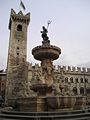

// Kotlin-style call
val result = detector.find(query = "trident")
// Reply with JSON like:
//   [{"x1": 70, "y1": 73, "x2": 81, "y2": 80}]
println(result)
[{"x1": 47, "y1": 20, "x2": 52, "y2": 30}]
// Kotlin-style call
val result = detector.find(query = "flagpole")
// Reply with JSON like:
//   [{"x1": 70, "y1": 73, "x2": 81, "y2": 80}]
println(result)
[
  {"x1": 19, "y1": 0, "x2": 21, "y2": 11},
  {"x1": 20, "y1": 0, "x2": 26, "y2": 11}
]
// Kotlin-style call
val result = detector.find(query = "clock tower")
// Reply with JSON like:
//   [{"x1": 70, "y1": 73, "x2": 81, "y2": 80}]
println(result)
[
  {"x1": 5, "y1": 9, "x2": 30, "y2": 104},
  {"x1": 8, "y1": 9, "x2": 30, "y2": 66}
]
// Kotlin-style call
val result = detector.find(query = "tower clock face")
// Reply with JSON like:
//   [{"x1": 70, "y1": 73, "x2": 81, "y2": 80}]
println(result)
[
  {"x1": 15, "y1": 31, "x2": 24, "y2": 40},
  {"x1": 16, "y1": 33, "x2": 22, "y2": 39}
]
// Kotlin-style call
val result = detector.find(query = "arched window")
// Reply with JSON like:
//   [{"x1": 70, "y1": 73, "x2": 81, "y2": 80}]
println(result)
[
  {"x1": 75, "y1": 78, "x2": 79, "y2": 83},
  {"x1": 17, "y1": 53, "x2": 19, "y2": 55},
  {"x1": 17, "y1": 46, "x2": 19, "y2": 50},
  {"x1": 1, "y1": 83, "x2": 4, "y2": 86},
  {"x1": 73, "y1": 87, "x2": 77, "y2": 95},
  {"x1": 65, "y1": 77, "x2": 68, "y2": 83},
  {"x1": 80, "y1": 87, "x2": 84, "y2": 95},
  {"x1": 85, "y1": 78, "x2": 88, "y2": 83},
  {"x1": 86, "y1": 88, "x2": 90, "y2": 94},
  {"x1": 80, "y1": 78, "x2": 83, "y2": 83},
  {"x1": 17, "y1": 24, "x2": 22, "y2": 31},
  {"x1": 70, "y1": 77, "x2": 73, "y2": 83}
]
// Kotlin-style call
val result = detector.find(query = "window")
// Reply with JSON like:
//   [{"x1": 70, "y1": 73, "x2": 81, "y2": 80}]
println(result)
[
  {"x1": 2, "y1": 83, "x2": 4, "y2": 86},
  {"x1": 55, "y1": 76, "x2": 58, "y2": 79},
  {"x1": 70, "y1": 77, "x2": 73, "y2": 83},
  {"x1": 17, "y1": 47, "x2": 19, "y2": 50},
  {"x1": 65, "y1": 77, "x2": 68, "y2": 83},
  {"x1": 80, "y1": 87, "x2": 84, "y2": 95},
  {"x1": 86, "y1": 88, "x2": 90, "y2": 94},
  {"x1": 73, "y1": 87, "x2": 77, "y2": 95},
  {"x1": 17, "y1": 24, "x2": 22, "y2": 31},
  {"x1": 85, "y1": 78, "x2": 88, "y2": 83},
  {"x1": 17, "y1": 53, "x2": 19, "y2": 55},
  {"x1": 80, "y1": 78, "x2": 83, "y2": 83},
  {"x1": 75, "y1": 78, "x2": 79, "y2": 83}
]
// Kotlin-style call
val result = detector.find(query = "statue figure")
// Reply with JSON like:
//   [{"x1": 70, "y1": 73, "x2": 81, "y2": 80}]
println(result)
[
  {"x1": 25, "y1": 82, "x2": 37, "y2": 97},
  {"x1": 17, "y1": 81, "x2": 37, "y2": 97},
  {"x1": 47, "y1": 66, "x2": 52, "y2": 75},
  {"x1": 41, "y1": 26, "x2": 49, "y2": 41},
  {"x1": 52, "y1": 83, "x2": 62, "y2": 95},
  {"x1": 41, "y1": 20, "x2": 52, "y2": 44},
  {"x1": 61, "y1": 84, "x2": 74, "y2": 96}
]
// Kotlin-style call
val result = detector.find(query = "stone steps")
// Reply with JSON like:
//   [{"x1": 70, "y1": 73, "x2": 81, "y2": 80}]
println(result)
[
  {"x1": 0, "y1": 113, "x2": 90, "y2": 120},
  {"x1": 0, "y1": 109, "x2": 90, "y2": 120},
  {"x1": 1, "y1": 109, "x2": 89, "y2": 115}
]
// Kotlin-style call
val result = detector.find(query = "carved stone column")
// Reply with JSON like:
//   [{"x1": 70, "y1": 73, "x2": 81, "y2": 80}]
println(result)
[{"x1": 41, "y1": 59, "x2": 53, "y2": 86}]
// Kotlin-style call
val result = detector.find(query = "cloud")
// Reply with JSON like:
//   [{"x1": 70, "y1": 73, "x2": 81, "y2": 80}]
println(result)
[
  {"x1": 77, "y1": 61, "x2": 90, "y2": 68},
  {"x1": 53, "y1": 54, "x2": 73, "y2": 67}
]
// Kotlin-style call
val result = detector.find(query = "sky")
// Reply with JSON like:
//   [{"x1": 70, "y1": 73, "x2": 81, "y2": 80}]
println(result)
[{"x1": 0, "y1": 0, "x2": 90, "y2": 70}]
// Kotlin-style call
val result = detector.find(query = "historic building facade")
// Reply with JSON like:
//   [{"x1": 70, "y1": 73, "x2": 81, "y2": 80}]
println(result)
[
  {"x1": 4, "y1": 9, "x2": 90, "y2": 104},
  {"x1": 0, "y1": 70, "x2": 6, "y2": 100},
  {"x1": 28, "y1": 64, "x2": 90, "y2": 98}
]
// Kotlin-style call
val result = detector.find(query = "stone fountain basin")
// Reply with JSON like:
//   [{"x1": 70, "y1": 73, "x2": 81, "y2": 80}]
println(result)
[
  {"x1": 32, "y1": 45, "x2": 61, "y2": 61},
  {"x1": 46, "y1": 96, "x2": 86, "y2": 111},
  {"x1": 8, "y1": 96, "x2": 86, "y2": 112}
]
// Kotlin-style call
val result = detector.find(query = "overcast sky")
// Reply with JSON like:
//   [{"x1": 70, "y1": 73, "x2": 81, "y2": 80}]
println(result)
[{"x1": 0, "y1": 0, "x2": 90, "y2": 70}]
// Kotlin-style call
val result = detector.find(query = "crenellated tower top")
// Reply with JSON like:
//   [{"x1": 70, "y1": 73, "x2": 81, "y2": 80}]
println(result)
[{"x1": 9, "y1": 9, "x2": 30, "y2": 30}]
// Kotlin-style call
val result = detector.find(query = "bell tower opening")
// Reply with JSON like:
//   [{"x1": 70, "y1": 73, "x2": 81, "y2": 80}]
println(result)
[{"x1": 17, "y1": 24, "x2": 22, "y2": 31}]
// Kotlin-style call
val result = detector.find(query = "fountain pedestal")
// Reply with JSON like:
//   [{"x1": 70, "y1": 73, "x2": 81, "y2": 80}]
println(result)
[{"x1": 32, "y1": 43, "x2": 61, "y2": 96}]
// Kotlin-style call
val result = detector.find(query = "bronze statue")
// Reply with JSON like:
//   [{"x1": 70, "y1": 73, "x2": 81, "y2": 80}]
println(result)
[
  {"x1": 41, "y1": 26, "x2": 49, "y2": 41},
  {"x1": 41, "y1": 20, "x2": 52, "y2": 41}
]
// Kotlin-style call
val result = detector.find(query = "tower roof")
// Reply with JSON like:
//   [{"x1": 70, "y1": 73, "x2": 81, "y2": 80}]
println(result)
[{"x1": 9, "y1": 9, "x2": 30, "y2": 29}]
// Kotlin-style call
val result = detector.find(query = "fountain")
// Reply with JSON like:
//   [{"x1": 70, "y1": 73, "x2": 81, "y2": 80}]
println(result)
[
  {"x1": 31, "y1": 25, "x2": 61, "y2": 96},
  {"x1": 15, "y1": 23, "x2": 86, "y2": 112},
  {"x1": 0, "y1": 9, "x2": 88, "y2": 119},
  {"x1": 1, "y1": 23, "x2": 88, "y2": 120}
]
